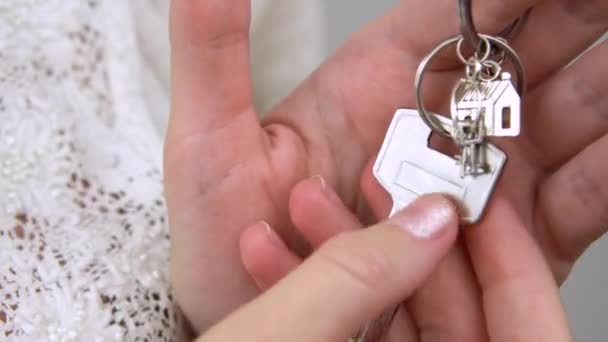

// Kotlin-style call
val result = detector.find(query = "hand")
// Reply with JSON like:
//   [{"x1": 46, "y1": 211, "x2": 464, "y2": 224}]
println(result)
[
  {"x1": 240, "y1": 183, "x2": 572, "y2": 341},
  {"x1": 165, "y1": 0, "x2": 608, "y2": 333},
  {"x1": 203, "y1": 195, "x2": 571, "y2": 342}
]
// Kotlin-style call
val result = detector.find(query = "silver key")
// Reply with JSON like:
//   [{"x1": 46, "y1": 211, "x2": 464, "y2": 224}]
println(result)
[
  {"x1": 373, "y1": 109, "x2": 506, "y2": 224},
  {"x1": 451, "y1": 72, "x2": 521, "y2": 137}
]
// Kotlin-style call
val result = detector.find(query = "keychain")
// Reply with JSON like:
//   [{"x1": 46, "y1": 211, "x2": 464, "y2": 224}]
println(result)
[
  {"x1": 374, "y1": 33, "x2": 526, "y2": 222},
  {"x1": 353, "y1": 1, "x2": 529, "y2": 341}
]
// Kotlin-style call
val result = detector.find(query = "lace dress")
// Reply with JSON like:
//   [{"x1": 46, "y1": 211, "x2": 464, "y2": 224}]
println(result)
[{"x1": 0, "y1": 1, "x2": 323, "y2": 340}]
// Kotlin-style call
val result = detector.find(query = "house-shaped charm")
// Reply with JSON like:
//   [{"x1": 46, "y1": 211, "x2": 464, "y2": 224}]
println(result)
[{"x1": 451, "y1": 72, "x2": 521, "y2": 137}]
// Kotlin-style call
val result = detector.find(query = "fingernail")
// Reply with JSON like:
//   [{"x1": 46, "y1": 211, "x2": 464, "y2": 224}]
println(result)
[
  {"x1": 388, "y1": 195, "x2": 456, "y2": 239},
  {"x1": 311, "y1": 174, "x2": 342, "y2": 205},
  {"x1": 311, "y1": 174, "x2": 326, "y2": 188},
  {"x1": 261, "y1": 221, "x2": 286, "y2": 248}
]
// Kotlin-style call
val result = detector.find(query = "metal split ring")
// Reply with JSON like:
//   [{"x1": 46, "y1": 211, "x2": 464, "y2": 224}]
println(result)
[
  {"x1": 459, "y1": 0, "x2": 532, "y2": 52},
  {"x1": 456, "y1": 35, "x2": 492, "y2": 65},
  {"x1": 479, "y1": 60, "x2": 502, "y2": 81},
  {"x1": 414, "y1": 34, "x2": 526, "y2": 139},
  {"x1": 465, "y1": 58, "x2": 502, "y2": 82}
]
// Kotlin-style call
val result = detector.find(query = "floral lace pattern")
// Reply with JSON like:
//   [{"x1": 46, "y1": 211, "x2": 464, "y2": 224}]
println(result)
[{"x1": 0, "y1": 1, "x2": 179, "y2": 340}]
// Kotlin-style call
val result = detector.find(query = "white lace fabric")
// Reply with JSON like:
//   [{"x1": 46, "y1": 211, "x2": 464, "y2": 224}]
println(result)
[
  {"x1": 0, "y1": 1, "x2": 178, "y2": 340},
  {"x1": 0, "y1": 0, "x2": 322, "y2": 341}
]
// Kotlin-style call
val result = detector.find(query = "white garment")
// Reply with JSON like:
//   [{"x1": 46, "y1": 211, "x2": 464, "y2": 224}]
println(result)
[{"x1": 0, "y1": 1, "x2": 323, "y2": 340}]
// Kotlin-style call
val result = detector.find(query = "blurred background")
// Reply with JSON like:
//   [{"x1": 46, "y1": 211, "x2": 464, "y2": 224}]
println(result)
[{"x1": 321, "y1": 1, "x2": 608, "y2": 341}]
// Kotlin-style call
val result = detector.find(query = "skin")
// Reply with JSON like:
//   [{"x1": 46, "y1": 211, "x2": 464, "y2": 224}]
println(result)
[
  {"x1": 165, "y1": 0, "x2": 608, "y2": 335},
  {"x1": 201, "y1": 195, "x2": 571, "y2": 342}
]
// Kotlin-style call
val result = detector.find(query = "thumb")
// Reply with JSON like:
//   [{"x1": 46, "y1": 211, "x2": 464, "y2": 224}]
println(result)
[
  {"x1": 169, "y1": 0, "x2": 257, "y2": 137},
  {"x1": 200, "y1": 195, "x2": 459, "y2": 341}
]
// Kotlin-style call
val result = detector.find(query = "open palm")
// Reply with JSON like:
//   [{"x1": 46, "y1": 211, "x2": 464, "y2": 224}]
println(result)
[{"x1": 164, "y1": 0, "x2": 608, "y2": 334}]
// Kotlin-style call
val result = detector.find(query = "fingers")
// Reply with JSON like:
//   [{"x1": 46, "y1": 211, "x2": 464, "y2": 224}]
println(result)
[
  {"x1": 465, "y1": 199, "x2": 572, "y2": 341},
  {"x1": 240, "y1": 222, "x2": 302, "y2": 289},
  {"x1": 204, "y1": 196, "x2": 458, "y2": 341},
  {"x1": 361, "y1": 158, "x2": 392, "y2": 219},
  {"x1": 388, "y1": 0, "x2": 539, "y2": 57},
  {"x1": 290, "y1": 176, "x2": 363, "y2": 248},
  {"x1": 524, "y1": 40, "x2": 608, "y2": 168},
  {"x1": 537, "y1": 133, "x2": 608, "y2": 281},
  {"x1": 511, "y1": 0, "x2": 608, "y2": 86},
  {"x1": 385, "y1": 307, "x2": 419, "y2": 342},
  {"x1": 251, "y1": 176, "x2": 420, "y2": 340},
  {"x1": 241, "y1": 176, "x2": 365, "y2": 290},
  {"x1": 387, "y1": 0, "x2": 607, "y2": 90},
  {"x1": 409, "y1": 245, "x2": 489, "y2": 341},
  {"x1": 362, "y1": 161, "x2": 489, "y2": 341},
  {"x1": 169, "y1": 0, "x2": 257, "y2": 136}
]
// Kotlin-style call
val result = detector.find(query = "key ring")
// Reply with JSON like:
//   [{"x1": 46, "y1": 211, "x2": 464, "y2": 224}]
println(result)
[
  {"x1": 414, "y1": 34, "x2": 526, "y2": 139},
  {"x1": 459, "y1": 0, "x2": 531, "y2": 52},
  {"x1": 456, "y1": 34, "x2": 492, "y2": 66}
]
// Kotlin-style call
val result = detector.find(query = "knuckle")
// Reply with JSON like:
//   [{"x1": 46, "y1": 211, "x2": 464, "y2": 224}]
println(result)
[
  {"x1": 316, "y1": 233, "x2": 394, "y2": 292},
  {"x1": 542, "y1": 156, "x2": 608, "y2": 270},
  {"x1": 172, "y1": 0, "x2": 250, "y2": 49},
  {"x1": 204, "y1": 30, "x2": 250, "y2": 50},
  {"x1": 560, "y1": 0, "x2": 608, "y2": 25},
  {"x1": 570, "y1": 71, "x2": 608, "y2": 127},
  {"x1": 564, "y1": 162, "x2": 608, "y2": 227},
  {"x1": 480, "y1": 0, "x2": 527, "y2": 29}
]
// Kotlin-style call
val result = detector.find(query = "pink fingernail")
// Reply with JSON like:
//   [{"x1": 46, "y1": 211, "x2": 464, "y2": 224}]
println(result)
[
  {"x1": 388, "y1": 195, "x2": 456, "y2": 239},
  {"x1": 311, "y1": 174, "x2": 342, "y2": 205},
  {"x1": 311, "y1": 174, "x2": 326, "y2": 188},
  {"x1": 261, "y1": 221, "x2": 286, "y2": 248}
]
